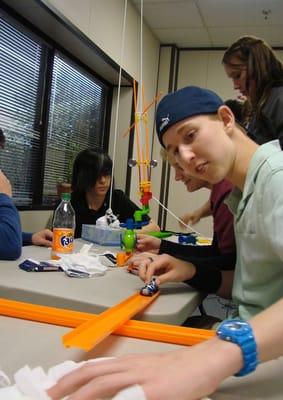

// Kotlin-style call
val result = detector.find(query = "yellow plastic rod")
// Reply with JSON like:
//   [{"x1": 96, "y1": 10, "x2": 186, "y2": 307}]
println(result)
[
  {"x1": 63, "y1": 292, "x2": 159, "y2": 350},
  {"x1": 0, "y1": 298, "x2": 215, "y2": 347}
]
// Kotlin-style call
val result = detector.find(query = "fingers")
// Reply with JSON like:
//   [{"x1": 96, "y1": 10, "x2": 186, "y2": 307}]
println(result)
[
  {"x1": 178, "y1": 219, "x2": 188, "y2": 230},
  {"x1": 136, "y1": 235, "x2": 161, "y2": 252},
  {"x1": 66, "y1": 372, "x2": 139, "y2": 400},
  {"x1": 139, "y1": 255, "x2": 172, "y2": 285},
  {"x1": 48, "y1": 360, "x2": 132, "y2": 400},
  {"x1": 128, "y1": 253, "x2": 156, "y2": 277},
  {"x1": 48, "y1": 356, "x2": 149, "y2": 400},
  {"x1": 44, "y1": 229, "x2": 53, "y2": 239},
  {"x1": 41, "y1": 238, "x2": 53, "y2": 247}
]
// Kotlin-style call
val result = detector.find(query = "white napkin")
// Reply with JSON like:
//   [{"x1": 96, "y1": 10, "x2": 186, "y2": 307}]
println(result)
[{"x1": 60, "y1": 252, "x2": 108, "y2": 278}]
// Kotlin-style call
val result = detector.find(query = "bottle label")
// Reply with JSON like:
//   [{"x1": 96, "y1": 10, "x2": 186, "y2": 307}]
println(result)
[{"x1": 52, "y1": 228, "x2": 74, "y2": 254}]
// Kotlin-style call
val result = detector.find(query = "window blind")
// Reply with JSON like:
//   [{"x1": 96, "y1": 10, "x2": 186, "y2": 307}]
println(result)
[
  {"x1": 0, "y1": 17, "x2": 43, "y2": 206},
  {"x1": 43, "y1": 52, "x2": 109, "y2": 205},
  {"x1": 0, "y1": 14, "x2": 110, "y2": 208}
]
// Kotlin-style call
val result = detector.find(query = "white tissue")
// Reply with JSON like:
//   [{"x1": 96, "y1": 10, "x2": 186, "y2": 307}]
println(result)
[
  {"x1": 60, "y1": 253, "x2": 108, "y2": 277},
  {"x1": 112, "y1": 384, "x2": 146, "y2": 400},
  {"x1": 0, "y1": 370, "x2": 10, "y2": 387}
]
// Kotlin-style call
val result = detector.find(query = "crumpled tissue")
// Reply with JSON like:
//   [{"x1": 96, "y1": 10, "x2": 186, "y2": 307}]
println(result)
[
  {"x1": 60, "y1": 253, "x2": 108, "y2": 278},
  {"x1": 59, "y1": 243, "x2": 116, "y2": 278}
]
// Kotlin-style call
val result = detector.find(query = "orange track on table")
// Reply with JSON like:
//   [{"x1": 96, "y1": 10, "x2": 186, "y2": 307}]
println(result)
[
  {"x1": 63, "y1": 292, "x2": 160, "y2": 350},
  {"x1": 0, "y1": 297, "x2": 215, "y2": 349}
]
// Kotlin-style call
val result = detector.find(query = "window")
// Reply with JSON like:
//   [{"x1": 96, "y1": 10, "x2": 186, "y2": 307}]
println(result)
[
  {"x1": 43, "y1": 53, "x2": 108, "y2": 205},
  {"x1": 0, "y1": 15, "x2": 110, "y2": 208},
  {"x1": 0, "y1": 18, "x2": 43, "y2": 206}
]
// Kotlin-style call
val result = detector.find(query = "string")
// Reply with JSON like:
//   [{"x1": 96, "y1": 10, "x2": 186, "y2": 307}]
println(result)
[
  {"x1": 108, "y1": 0, "x2": 128, "y2": 211},
  {"x1": 151, "y1": 195, "x2": 205, "y2": 236},
  {"x1": 137, "y1": 0, "x2": 145, "y2": 185}
]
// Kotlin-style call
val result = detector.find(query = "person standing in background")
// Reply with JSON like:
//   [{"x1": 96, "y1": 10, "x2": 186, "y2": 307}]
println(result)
[{"x1": 223, "y1": 35, "x2": 283, "y2": 147}]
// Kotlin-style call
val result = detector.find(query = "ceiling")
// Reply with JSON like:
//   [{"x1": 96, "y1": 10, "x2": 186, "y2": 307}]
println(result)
[{"x1": 131, "y1": 0, "x2": 283, "y2": 48}]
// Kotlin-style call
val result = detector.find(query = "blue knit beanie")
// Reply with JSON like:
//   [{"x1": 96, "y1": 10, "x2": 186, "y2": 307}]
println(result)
[{"x1": 155, "y1": 86, "x2": 223, "y2": 147}]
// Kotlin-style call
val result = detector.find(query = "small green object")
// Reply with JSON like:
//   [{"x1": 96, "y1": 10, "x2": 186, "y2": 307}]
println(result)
[
  {"x1": 61, "y1": 192, "x2": 71, "y2": 201},
  {"x1": 134, "y1": 205, "x2": 150, "y2": 222},
  {"x1": 123, "y1": 229, "x2": 136, "y2": 252},
  {"x1": 146, "y1": 231, "x2": 173, "y2": 238},
  {"x1": 121, "y1": 219, "x2": 137, "y2": 252}
]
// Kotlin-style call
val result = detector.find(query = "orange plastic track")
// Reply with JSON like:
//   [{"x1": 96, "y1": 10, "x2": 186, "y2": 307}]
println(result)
[
  {"x1": 0, "y1": 298, "x2": 215, "y2": 348},
  {"x1": 63, "y1": 292, "x2": 159, "y2": 350}
]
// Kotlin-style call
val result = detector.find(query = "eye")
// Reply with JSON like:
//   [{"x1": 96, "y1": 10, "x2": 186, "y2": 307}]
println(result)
[{"x1": 184, "y1": 130, "x2": 196, "y2": 143}]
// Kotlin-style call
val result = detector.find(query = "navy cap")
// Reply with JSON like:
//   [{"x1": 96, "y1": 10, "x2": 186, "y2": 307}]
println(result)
[{"x1": 155, "y1": 86, "x2": 224, "y2": 146}]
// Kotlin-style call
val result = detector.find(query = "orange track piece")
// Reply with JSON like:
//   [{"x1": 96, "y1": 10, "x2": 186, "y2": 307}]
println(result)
[
  {"x1": 63, "y1": 292, "x2": 159, "y2": 350},
  {"x1": 0, "y1": 298, "x2": 215, "y2": 347}
]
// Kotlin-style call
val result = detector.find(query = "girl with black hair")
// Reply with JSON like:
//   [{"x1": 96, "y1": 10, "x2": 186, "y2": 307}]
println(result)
[{"x1": 71, "y1": 148, "x2": 158, "y2": 238}]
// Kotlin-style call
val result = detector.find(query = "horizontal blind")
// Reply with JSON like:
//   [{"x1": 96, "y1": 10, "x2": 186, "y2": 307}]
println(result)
[
  {"x1": 43, "y1": 52, "x2": 108, "y2": 205},
  {"x1": 0, "y1": 17, "x2": 43, "y2": 206}
]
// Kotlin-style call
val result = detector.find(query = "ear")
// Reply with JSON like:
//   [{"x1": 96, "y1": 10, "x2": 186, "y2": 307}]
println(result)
[{"x1": 217, "y1": 105, "x2": 235, "y2": 135}]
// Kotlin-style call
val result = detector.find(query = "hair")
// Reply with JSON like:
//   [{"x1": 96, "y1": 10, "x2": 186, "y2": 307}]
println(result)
[
  {"x1": 222, "y1": 36, "x2": 283, "y2": 116},
  {"x1": 71, "y1": 148, "x2": 112, "y2": 193},
  {"x1": 224, "y1": 99, "x2": 244, "y2": 123},
  {"x1": 159, "y1": 147, "x2": 168, "y2": 162}
]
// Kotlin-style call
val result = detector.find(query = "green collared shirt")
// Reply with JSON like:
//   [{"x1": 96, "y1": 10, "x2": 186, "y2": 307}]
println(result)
[{"x1": 226, "y1": 140, "x2": 283, "y2": 320}]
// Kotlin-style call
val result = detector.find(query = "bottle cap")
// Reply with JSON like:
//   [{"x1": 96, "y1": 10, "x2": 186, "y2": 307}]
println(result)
[{"x1": 61, "y1": 192, "x2": 71, "y2": 201}]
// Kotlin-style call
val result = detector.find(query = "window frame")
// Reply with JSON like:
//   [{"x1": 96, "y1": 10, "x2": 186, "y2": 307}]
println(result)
[{"x1": 0, "y1": 6, "x2": 114, "y2": 211}]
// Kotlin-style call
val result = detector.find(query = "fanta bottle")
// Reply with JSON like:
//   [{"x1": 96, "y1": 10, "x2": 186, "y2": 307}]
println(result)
[{"x1": 51, "y1": 192, "x2": 75, "y2": 260}]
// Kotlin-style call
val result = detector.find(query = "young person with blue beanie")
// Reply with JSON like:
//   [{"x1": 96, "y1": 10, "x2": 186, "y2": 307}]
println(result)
[{"x1": 48, "y1": 86, "x2": 283, "y2": 400}]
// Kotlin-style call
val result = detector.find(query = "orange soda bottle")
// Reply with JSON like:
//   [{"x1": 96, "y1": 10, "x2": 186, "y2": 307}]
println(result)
[{"x1": 51, "y1": 192, "x2": 75, "y2": 260}]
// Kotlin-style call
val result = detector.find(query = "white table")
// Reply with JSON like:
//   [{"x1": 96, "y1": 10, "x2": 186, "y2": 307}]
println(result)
[
  {"x1": 1, "y1": 315, "x2": 282, "y2": 399},
  {"x1": 0, "y1": 240, "x2": 202, "y2": 325}
]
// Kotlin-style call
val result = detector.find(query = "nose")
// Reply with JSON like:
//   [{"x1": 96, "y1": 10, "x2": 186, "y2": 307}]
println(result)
[
  {"x1": 99, "y1": 175, "x2": 106, "y2": 183},
  {"x1": 177, "y1": 145, "x2": 195, "y2": 170}
]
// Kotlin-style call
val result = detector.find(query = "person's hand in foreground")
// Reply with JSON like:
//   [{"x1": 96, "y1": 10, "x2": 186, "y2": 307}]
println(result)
[
  {"x1": 127, "y1": 252, "x2": 159, "y2": 274},
  {"x1": 135, "y1": 234, "x2": 161, "y2": 253},
  {"x1": 47, "y1": 337, "x2": 243, "y2": 400},
  {"x1": 31, "y1": 229, "x2": 53, "y2": 247},
  {"x1": 138, "y1": 253, "x2": 196, "y2": 285}
]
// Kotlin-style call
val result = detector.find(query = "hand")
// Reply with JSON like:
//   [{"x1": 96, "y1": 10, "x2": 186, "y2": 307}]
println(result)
[
  {"x1": 31, "y1": 229, "x2": 53, "y2": 247},
  {"x1": 179, "y1": 211, "x2": 201, "y2": 229},
  {"x1": 135, "y1": 253, "x2": 196, "y2": 285},
  {"x1": 127, "y1": 252, "x2": 158, "y2": 274},
  {"x1": 0, "y1": 170, "x2": 12, "y2": 197},
  {"x1": 47, "y1": 338, "x2": 243, "y2": 400},
  {"x1": 136, "y1": 234, "x2": 161, "y2": 253}
]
